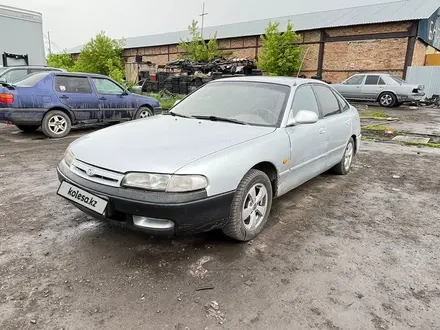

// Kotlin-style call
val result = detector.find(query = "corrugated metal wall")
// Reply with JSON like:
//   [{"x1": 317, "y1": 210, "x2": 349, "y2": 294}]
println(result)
[
  {"x1": 406, "y1": 66, "x2": 440, "y2": 98},
  {"x1": 0, "y1": 6, "x2": 45, "y2": 65}
]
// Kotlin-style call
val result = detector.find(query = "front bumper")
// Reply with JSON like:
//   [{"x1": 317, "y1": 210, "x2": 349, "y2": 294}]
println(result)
[
  {"x1": 153, "y1": 106, "x2": 162, "y2": 115},
  {"x1": 57, "y1": 161, "x2": 234, "y2": 236},
  {"x1": 397, "y1": 93, "x2": 425, "y2": 102}
]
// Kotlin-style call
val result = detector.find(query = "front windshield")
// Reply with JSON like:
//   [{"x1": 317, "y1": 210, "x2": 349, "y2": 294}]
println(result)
[
  {"x1": 391, "y1": 76, "x2": 405, "y2": 84},
  {"x1": 15, "y1": 72, "x2": 49, "y2": 87},
  {"x1": 171, "y1": 81, "x2": 290, "y2": 127}
]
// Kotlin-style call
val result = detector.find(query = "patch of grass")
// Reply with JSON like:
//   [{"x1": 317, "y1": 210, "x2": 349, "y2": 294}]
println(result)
[
  {"x1": 359, "y1": 111, "x2": 387, "y2": 119},
  {"x1": 361, "y1": 136, "x2": 379, "y2": 142},
  {"x1": 405, "y1": 142, "x2": 440, "y2": 148},
  {"x1": 144, "y1": 92, "x2": 185, "y2": 110},
  {"x1": 362, "y1": 125, "x2": 396, "y2": 132}
]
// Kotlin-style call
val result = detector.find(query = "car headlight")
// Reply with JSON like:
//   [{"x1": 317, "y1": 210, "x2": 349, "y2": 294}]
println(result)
[
  {"x1": 121, "y1": 173, "x2": 208, "y2": 192},
  {"x1": 64, "y1": 149, "x2": 75, "y2": 167}
]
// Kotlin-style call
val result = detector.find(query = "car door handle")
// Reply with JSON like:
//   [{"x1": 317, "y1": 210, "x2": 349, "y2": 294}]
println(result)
[
  {"x1": 99, "y1": 97, "x2": 107, "y2": 100},
  {"x1": 319, "y1": 127, "x2": 326, "y2": 134},
  {"x1": 59, "y1": 95, "x2": 69, "y2": 99}
]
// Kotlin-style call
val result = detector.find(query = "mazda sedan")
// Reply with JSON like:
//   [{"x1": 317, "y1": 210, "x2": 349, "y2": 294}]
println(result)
[{"x1": 57, "y1": 77, "x2": 361, "y2": 241}]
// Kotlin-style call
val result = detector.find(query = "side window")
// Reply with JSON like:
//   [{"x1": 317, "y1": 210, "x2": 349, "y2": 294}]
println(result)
[
  {"x1": 3, "y1": 69, "x2": 28, "y2": 83},
  {"x1": 365, "y1": 75, "x2": 380, "y2": 85},
  {"x1": 92, "y1": 78, "x2": 124, "y2": 94},
  {"x1": 313, "y1": 85, "x2": 341, "y2": 118},
  {"x1": 55, "y1": 76, "x2": 92, "y2": 94},
  {"x1": 344, "y1": 75, "x2": 364, "y2": 85},
  {"x1": 333, "y1": 90, "x2": 350, "y2": 112},
  {"x1": 378, "y1": 77, "x2": 386, "y2": 85},
  {"x1": 291, "y1": 85, "x2": 320, "y2": 118}
]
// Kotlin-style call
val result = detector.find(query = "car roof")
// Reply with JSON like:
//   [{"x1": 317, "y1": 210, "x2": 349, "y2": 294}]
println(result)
[
  {"x1": 52, "y1": 71, "x2": 109, "y2": 79},
  {"x1": 209, "y1": 76, "x2": 328, "y2": 87},
  {"x1": 2, "y1": 66, "x2": 62, "y2": 70}
]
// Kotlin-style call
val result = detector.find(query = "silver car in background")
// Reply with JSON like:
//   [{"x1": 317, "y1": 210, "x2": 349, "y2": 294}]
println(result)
[
  {"x1": 332, "y1": 73, "x2": 425, "y2": 107},
  {"x1": 57, "y1": 77, "x2": 361, "y2": 241}
]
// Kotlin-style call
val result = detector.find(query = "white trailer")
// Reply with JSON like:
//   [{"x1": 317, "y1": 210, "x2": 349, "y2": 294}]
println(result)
[{"x1": 0, "y1": 4, "x2": 46, "y2": 67}]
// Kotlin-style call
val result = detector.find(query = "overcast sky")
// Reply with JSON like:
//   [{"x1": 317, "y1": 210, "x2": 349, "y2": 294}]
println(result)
[{"x1": 2, "y1": 0, "x2": 399, "y2": 51}]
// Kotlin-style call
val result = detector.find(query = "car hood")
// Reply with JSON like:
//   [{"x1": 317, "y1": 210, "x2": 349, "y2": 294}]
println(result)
[{"x1": 69, "y1": 115, "x2": 275, "y2": 174}]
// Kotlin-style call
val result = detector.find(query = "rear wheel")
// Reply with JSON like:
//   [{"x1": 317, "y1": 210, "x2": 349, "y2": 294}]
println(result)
[
  {"x1": 134, "y1": 106, "x2": 153, "y2": 119},
  {"x1": 16, "y1": 125, "x2": 39, "y2": 132},
  {"x1": 222, "y1": 169, "x2": 273, "y2": 241},
  {"x1": 41, "y1": 110, "x2": 71, "y2": 138},
  {"x1": 332, "y1": 138, "x2": 355, "y2": 175}
]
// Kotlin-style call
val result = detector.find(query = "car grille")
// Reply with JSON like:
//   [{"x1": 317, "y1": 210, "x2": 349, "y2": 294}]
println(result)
[{"x1": 71, "y1": 159, "x2": 124, "y2": 187}]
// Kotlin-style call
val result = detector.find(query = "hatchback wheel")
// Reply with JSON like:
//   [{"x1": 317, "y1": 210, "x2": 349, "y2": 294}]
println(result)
[
  {"x1": 16, "y1": 125, "x2": 40, "y2": 133},
  {"x1": 379, "y1": 92, "x2": 396, "y2": 108},
  {"x1": 222, "y1": 169, "x2": 273, "y2": 241},
  {"x1": 41, "y1": 110, "x2": 71, "y2": 138},
  {"x1": 332, "y1": 137, "x2": 355, "y2": 175},
  {"x1": 135, "y1": 106, "x2": 153, "y2": 119}
]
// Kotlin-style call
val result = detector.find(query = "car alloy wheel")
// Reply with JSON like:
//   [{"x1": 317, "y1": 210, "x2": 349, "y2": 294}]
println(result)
[
  {"x1": 344, "y1": 142, "x2": 354, "y2": 171},
  {"x1": 139, "y1": 109, "x2": 152, "y2": 118},
  {"x1": 379, "y1": 92, "x2": 396, "y2": 107},
  {"x1": 48, "y1": 115, "x2": 68, "y2": 134},
  {"x1": 332, "y1": 137, "x2": 355, "y2": 175},
  {"x1": 135, "y1": 106, "x2": 153, "y2": 119},
  {"x1": 242, "y1": 183, "x2": 268, "y2": 231}
]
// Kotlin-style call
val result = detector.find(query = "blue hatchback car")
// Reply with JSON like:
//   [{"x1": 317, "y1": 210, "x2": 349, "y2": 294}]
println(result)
[{"x1": 0, "y1": 72, "x2": 161, "y2": 137}]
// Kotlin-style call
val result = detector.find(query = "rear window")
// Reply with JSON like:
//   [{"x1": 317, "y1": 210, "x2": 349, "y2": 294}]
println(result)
[{"x1": 14, "y1": 72, "x2": 50, "y2": 87}]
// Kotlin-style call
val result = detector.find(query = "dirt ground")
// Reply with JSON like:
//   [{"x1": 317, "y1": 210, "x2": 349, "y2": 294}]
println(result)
[{"x1": 1, "y1": 114, "x2": 440, "y2": 330}]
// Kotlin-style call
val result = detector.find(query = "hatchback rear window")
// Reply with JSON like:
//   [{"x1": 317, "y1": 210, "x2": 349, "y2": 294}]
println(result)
[{"x1": 14, "y1": 72, "x2": 50, "y2": 87}]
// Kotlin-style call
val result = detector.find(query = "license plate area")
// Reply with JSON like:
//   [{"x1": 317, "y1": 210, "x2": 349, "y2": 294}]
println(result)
[{"x1": 57, "y1": 181, "x2": 108, "y2": 215}]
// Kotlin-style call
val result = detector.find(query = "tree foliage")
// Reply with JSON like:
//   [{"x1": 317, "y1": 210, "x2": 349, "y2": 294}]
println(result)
[
  {"x1": 179, "y1": 20, "x2": 227, "y2": 62},
  {"x1": 46, "y1": 52, "x2": 75, "y2": 71},
  {"x1": 74, "y1": 32, "x2": 126, "y2": 83},
  {"x1": 257, "y1": 21, "x2": 302, "y2": 76}
]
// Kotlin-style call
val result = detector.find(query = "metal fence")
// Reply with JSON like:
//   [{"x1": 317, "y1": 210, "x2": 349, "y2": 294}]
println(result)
[{"x1": 406, "y1": 66, "x2": 440, "y2": 99}]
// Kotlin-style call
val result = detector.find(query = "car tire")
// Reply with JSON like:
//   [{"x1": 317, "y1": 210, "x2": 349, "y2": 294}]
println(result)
[
  {"x1": 222, "y1": 169, "x2": 273, "y2": 242},
  {"x1": 41, "y1": 110, "x2": 71, "y2": 138},
  {"x1": 378, "y1": 92, "x2": 397, "y2": 108},
  {"x1": 16, "y1": 125, "x2": 40, "y2": 132},
  {"x1": 134, "y1": 106, "x2": 153, "y2": 119},
  {"x1": 332, "y1": 137, "x2": 355, "y2": 175}
]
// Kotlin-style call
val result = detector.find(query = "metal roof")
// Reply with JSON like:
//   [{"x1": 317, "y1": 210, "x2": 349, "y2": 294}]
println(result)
[{"x1": 68, "y1": 0, "x2": 440, "y2": 53}]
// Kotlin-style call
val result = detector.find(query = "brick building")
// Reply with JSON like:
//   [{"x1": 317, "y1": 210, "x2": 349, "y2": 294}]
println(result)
[{"x1": 69, "y1": 0, "x2": 440, "y2": 83}]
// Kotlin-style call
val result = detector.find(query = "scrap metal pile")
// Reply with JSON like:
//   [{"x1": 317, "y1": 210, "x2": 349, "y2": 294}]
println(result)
[{"x1": 141, "y1": 58, "x2": 263, "y2": 95}]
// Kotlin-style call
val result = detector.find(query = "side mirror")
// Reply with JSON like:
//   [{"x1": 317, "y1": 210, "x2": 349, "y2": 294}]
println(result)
[{"x1": 287, "y1": 110, "x2": 319, "y2": 126}]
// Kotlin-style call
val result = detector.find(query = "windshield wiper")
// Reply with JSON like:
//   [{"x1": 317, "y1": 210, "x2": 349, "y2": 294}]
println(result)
[
  {"x1": 193, "y1": 115, "x2": 248, "y2": 125},
  {"x1": 168, "y1": 111, "x2": 194, "y2": 119}
]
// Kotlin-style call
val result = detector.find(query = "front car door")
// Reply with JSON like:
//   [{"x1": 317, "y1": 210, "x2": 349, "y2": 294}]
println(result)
[
  {"x1": 337, "y1": 75, "x2": 365, "y2": 100},
  {"x1": 91, "y1": 77, "x2": 134, "y2": 120},
  {"x1": 360, "y1": 75, "x2": 386, "y2": 101},
  {"x1": 312, "y1": 84, "x2": 351, "y2": 169},
  {"x1": 282, "y1": 84, "x2": 328, "y2": 191},
  {"x1": 54, "y1": 75, "x2": 100, "y2": 122}
]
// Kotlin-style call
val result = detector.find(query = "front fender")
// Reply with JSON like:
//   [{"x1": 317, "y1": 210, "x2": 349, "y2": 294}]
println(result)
[{"x1": 175, "y1": 129, "x2": 291, "y2": 197}]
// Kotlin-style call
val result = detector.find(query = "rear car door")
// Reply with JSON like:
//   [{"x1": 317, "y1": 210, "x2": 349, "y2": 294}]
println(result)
[
  {"x1": 338, "y1": 75, "x2": 365, "y2": 100},
  {"x1": 360, "y1": 75, "x2": 384, "y2": 101},
  {"x1": 284, "y1": 84, "x2": 328, "y2": 189},
  {"x1": 312, "y1": 84, "x2": 351, "y2": 169},
  {"x1": 91, "y1": 77, "x2": 134, "y2": 120},
  {"x1": 54, "y1": 75, "x2": 100, "y2": 122}
]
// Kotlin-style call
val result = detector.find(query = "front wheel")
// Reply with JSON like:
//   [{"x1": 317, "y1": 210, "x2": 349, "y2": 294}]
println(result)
[
  {"x1": 41, "y1": 110, "x2": 71, "y2": 138},
  {"x1": 332, "y1": 138, "x2": 355, "y2": 175},
  {"x1": 222, "y1": 169, "x2": 273, "y2": 241},
  {"x1": 379, "y1": 92, "x2": 397, "y2": 108},
  {"x1": 16, "y1": 125, "x2": 40, "y2": 132},
  {"x1": 134, "y1": 106, "x2": 153, "y2": 119}
]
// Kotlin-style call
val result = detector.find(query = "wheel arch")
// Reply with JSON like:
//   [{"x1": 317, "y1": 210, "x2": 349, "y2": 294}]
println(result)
[
  {"x1": 251, "y1": 161, "x2": 278, "y2": 196},
  {"x1": 134, "y1": 104, "x2": 154, "y2": 119},
  {"x1": 376, "y1": 90, "x2": 396, "y2": 102},
  {"x1": 46, "y1": 106, "x2": 74, "y2": 123}
]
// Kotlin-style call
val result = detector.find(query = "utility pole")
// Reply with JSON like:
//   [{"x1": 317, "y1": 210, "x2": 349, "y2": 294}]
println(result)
[
  {"x1": 47, "y1": 31, "x2": 52, "y2": 55},
  {"x1": 199, "y1": 2, "x2": 208, "y2": 39}
]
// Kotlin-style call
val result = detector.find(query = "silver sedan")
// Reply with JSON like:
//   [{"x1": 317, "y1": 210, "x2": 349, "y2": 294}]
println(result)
[
  {"x1": 332, "y1": 73, "x2": 425, "y2": 107},
  {"x1": 57, "y1": 77, "x2": 361, "y2": 241}
]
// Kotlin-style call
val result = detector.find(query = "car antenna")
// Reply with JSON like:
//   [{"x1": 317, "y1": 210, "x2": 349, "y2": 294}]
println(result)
[{"x1": 296, "y1": 46, "x2": 311, "y2": 78}]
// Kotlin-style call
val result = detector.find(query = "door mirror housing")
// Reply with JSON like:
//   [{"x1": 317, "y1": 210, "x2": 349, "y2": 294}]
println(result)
[{"x1": 287, "y1": 110, "x2": 319, "y2": 126}]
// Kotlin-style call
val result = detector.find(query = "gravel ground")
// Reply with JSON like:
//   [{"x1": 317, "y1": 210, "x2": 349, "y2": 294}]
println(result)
[{"x1": 0, "y1": 122, "x2": 439, "y2": 330}]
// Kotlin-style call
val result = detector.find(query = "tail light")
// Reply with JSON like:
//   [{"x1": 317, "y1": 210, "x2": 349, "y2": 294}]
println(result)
[{"x1": 0, "y1": 93, "x2": 14, "y2": 104}]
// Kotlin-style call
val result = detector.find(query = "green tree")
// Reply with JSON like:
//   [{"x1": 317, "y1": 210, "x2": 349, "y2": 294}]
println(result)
[
  {"x1": 257, "y1": 21, "x2": 302, "y2": 76},
  {"x1": 46, "y1": 52, "x2": 75, "y2": 71},
  {"x1": 74, "y1": 32, "x2": 126, "y2": 83},
  {"x1": 179, "y1": 20, "x2": 227, "y2": 62}
]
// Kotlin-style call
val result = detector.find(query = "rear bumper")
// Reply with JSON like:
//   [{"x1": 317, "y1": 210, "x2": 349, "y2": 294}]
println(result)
[
  {"x1": 57, "y1": 161, "x2": 234, "y2": 236},
  {"x1": 0, "y1": 109, "x2": 45, "y2": 125}
]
